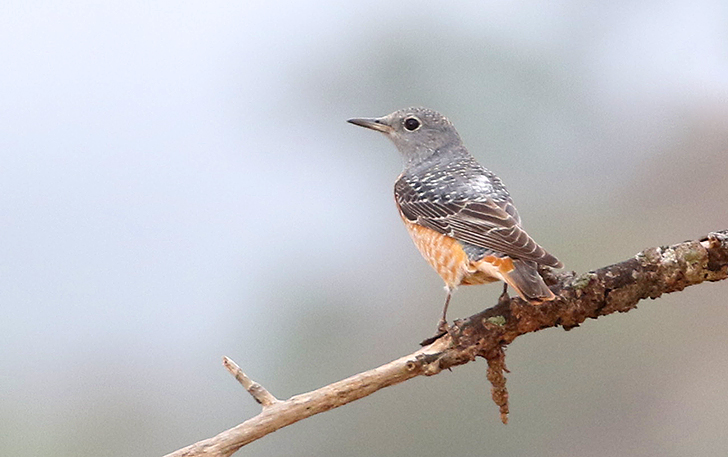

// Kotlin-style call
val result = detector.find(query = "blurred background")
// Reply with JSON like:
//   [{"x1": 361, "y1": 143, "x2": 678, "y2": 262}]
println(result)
[{"x1": 2, "y1": 1, "x2": 728, "y2": 456}]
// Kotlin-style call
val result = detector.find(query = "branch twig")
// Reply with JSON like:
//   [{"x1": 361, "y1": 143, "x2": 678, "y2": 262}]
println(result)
[
  {"x1": 222, "y1": 357, "x2": 278, "y2": 407},
  {"x1": 164, "y1": 230, "x2": 728, "y2": 457}
]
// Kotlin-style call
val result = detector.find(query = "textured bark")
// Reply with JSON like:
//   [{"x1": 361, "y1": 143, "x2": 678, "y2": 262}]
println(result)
[{"x1": 164, "y1": 231, "x2": 728, "y2": 457}]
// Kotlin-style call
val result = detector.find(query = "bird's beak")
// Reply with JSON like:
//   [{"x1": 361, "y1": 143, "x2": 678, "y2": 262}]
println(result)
[{"x1": 347, "y1": 117, "x2": 393, "y2": 133}]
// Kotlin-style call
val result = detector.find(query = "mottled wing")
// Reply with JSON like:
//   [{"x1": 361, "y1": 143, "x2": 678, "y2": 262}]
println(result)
[
  {"x1": 395, "y1": 177, "x2": 561, "y2": 267},
  {"x1": 501, "y1": 196, "x2": 521, "y2": 225}
]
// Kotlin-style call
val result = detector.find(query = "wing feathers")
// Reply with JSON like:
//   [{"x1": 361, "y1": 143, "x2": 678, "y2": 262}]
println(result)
[{"x1": 396, "y1": 176, "x2": 561, "y2": 268}]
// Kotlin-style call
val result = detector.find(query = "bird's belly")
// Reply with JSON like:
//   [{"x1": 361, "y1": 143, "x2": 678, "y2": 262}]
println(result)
[{"x1": 400, "y1": 216, "x2": 502, "y2": 289}]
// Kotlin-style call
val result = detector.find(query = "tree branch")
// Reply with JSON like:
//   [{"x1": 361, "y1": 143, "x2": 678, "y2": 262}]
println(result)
[{"x1": 164, "y1": 230, "x2": 728, "y2": 457}]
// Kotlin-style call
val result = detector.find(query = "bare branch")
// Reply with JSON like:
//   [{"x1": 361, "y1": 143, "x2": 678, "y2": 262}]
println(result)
[
  {"x1": 222, "y1": 357, "x2": 279, "y2": 408},
  {"x1": 164, "y1": 230, "x2": 728, "y2": 457},
  {"x1": 164, "y1": 338, "x2": 451, "y2": 457}
]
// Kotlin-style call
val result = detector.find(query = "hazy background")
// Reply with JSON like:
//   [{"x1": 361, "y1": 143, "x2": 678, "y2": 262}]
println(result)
[{"x1": 2, "y1": 1, "x2": 728, "y2": 456}]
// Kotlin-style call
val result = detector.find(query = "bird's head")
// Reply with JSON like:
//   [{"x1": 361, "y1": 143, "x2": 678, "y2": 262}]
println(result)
[{"x1": 348, "y1": 107, "x2": 463, "y2": 166}]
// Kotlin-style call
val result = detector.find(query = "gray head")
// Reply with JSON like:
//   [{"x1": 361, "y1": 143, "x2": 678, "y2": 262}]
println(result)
[{"x1": 348, "y1": 107, "x2": 465, "y2": 167}]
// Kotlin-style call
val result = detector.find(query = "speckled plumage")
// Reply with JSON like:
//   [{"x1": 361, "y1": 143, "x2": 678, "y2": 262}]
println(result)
[{"x1": 349, "y1": 107, "x2": 562, "y2": 324}]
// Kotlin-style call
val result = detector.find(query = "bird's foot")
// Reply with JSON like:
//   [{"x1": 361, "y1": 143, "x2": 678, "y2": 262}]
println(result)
[
  {"x1": 436, "y1": 318, "x2": 450, "y2": 334},
  {"x1": 420, "y1": 319, "x2": 449, "y2": 346},
  {"x1": 498, "y1": 287, "x2": 511, "y2": 307}
]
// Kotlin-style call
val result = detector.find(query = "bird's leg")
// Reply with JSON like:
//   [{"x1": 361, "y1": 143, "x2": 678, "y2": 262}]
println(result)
[
  {"x1": 421, "y1": 289, "x2": 454, "y2": 346},
  {"x1": 436, "y1": 290, "x2": 452, "y2": 333},
  {"x1": 498, "y1": 282, "x2": 510, "y2": 306}
]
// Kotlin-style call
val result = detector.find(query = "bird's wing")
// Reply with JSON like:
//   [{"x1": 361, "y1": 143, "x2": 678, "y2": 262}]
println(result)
[{"x1": 395, "y1": 177, "x2": 561, "y2": 267}]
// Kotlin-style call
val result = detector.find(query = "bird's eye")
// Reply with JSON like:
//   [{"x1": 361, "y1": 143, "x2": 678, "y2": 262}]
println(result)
[{"x1": 404, "y1": 117, "x2": 421, "y2": 131}]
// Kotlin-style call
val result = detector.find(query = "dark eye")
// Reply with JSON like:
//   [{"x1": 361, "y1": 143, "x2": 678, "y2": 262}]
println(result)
[{"x1": 404, "y1": 117, "x2": 421, "y2": 131}]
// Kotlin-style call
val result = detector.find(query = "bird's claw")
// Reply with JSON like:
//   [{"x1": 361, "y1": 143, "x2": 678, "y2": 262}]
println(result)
[{"x1": 419, "y1": 319, "x2": 450, "y2": 346}]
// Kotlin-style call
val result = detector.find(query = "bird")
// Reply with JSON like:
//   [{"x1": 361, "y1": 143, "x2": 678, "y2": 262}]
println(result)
[{"x1": 348, "y1": 107, "x2": 562, "y2": 332}]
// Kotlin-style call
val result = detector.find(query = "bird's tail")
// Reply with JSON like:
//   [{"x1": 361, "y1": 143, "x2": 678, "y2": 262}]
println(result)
[{"x1": 502, "y1": 259, "x2": 556, "y2": 304}]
